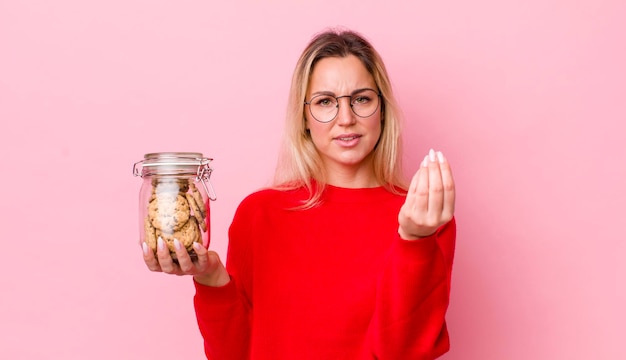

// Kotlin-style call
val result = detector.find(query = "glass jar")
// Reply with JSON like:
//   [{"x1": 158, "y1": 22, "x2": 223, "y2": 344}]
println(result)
[{"x1": 133, "y1": 152, "x2": 216, "y2": 261}]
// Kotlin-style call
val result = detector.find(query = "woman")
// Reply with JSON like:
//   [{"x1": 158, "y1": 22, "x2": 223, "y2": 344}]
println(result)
[{"x1": 143, "y1": 28, "x2": 456, "y2": 359}]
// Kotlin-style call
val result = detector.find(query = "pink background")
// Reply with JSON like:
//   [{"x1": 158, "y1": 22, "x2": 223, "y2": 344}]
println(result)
[{"x1": 1, "y1": 0, "x2": 625, "y2": 359}]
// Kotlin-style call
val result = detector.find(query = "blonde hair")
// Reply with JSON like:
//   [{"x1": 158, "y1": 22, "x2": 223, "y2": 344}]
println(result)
[{"x1": 273, "y1": 28, "x2": 407, "y2": 207}]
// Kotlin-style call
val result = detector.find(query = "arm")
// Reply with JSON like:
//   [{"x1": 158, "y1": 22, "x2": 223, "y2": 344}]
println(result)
[
  {"x1": 368, "y1": 219, "x2": 456, "y2": 359},
  {"x1": 141, "y1": 195, "x2": 255, "y2": 359},
  {"x1": 142, "y1": 238, "x2": 251, "y2": 359},
  {"x1": 369, "y1": 149, "x2": 456, "y2": 359},
  {"x1": 193, "y1": 199, "x2": 255, "y2": 360},
  {"x1": 193, "y1": 276, "x2": 251, "y2": 360}
]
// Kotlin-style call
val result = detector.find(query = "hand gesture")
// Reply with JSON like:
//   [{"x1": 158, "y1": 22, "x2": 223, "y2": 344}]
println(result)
[
  {"x1": 398, "y1": 149, "x2": 455, "y2": 240},
  {"x1": 142, "y1": 238, "x2": 230, "y2": 287}
]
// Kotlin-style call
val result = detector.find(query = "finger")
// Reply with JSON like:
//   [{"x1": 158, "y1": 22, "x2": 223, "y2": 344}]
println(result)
[
  {"x1": 407, "y1": 158, "x2": 425, "y2": 195},
  {"x1": 427, "y1": 149, "x2": 444, "y2": 218},
  {"x1": 411, "y1": 154, "x2": 430, "y2": 214},
  {"x1": 437, "y1": 151, "x2": 456, "y2": 220},
  {"x1": 205, "y1": 251, "x2": 230, "y2": 286},
  {"x1": 156, "y1": 237, "x2": 179, "y2": 274},
  {"x1": 193, "y1": 242, "x2": 209, "y2": 271},
  {"x1": 142, "y1": 242, "x2": 162, "y2": 272},
  {"x1": 172, "y1": 239, "x2": 195, "y2": 273}
]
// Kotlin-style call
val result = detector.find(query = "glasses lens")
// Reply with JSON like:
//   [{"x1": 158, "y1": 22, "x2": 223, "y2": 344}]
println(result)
[
  {"x1": 309, "y1": 94, "x2": 338, "y2": 123},
  {"x1": 351, "y1": 89, "x2": 380, "y2": 118}
]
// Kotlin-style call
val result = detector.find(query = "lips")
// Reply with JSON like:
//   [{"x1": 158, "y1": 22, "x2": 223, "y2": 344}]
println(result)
[
  {"x1": 333, "y1": 133, "x2": 362, "y2": 148},
  {"x1": 334, "y1": 134, "x2": 361, "y2": 141}
]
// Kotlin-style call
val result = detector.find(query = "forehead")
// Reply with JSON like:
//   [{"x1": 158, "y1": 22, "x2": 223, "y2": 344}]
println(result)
[{"x1": 308, "y1": 55, "x2": 376, "y2": 94}]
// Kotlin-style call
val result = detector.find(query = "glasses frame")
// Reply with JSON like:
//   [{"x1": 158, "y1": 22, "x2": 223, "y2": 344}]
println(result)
[{"x1": 304, "y1": 88, "x2": 382, "y2": 123}]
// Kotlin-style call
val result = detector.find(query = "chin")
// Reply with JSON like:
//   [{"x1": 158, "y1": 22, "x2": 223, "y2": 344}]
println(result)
[{"x1": 335, "y1": 155, "x2": 369, "y2": 167}]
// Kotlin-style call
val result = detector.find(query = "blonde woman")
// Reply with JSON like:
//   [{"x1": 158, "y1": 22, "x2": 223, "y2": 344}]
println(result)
[{"x1": 143, "y1": 28, "x2": 456, "y2": 359}]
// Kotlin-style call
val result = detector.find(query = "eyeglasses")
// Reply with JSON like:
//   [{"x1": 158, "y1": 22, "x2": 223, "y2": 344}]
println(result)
[{"x1": 304, "y1": 88, "x2": 381, "y2": 123}]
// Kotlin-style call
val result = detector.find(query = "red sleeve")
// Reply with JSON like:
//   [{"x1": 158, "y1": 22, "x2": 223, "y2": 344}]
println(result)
[
  {"x1": 368, "y1": 217, "x2": 456, "y2": 359},
  {"x1": 193, "y1": 198, "x2": 256, "y2": 360},
  {"x1": 193, "y1": 280, "x2": 250, "y2": 359}
]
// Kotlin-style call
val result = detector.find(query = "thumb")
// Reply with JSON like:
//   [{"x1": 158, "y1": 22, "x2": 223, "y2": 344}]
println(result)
[
  {"x1": 205, "y1": 250, "x2": 225, "y2": 272},
  {"x1": 194, "y1": 249, "x2": 229, "y2": 287}
]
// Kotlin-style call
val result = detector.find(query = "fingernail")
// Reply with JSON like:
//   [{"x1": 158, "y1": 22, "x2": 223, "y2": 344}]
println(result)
[
  {"x1": 193, "y1": 242, "x2": 202, "y2": 251},
  {"x1": 157, "y1": 236, "x2": 165, "y2": 251},
  {"x1": 174, "y1": 238, "x2": 182, "y2": 250},
  {"x1": 142, "y1": 242, "x2": 149, "y2": 255},
  {"x1": 437, "y1": 151, "x2": 445, "y2": 163},
  {"x1": 422, "y1": 155, "x2": 429, "y2": 167},
  {"x1": 429, "y1": 148, "x2": 436, "y2": 162}
]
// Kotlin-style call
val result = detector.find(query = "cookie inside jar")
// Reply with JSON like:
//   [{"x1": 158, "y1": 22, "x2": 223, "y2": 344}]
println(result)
[{"x1": 144, "y1": 176, "x2": 208, "y2": 261}]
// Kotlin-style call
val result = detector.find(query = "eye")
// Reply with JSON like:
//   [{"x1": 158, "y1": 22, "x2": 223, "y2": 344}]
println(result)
[
  {"x1": 314, "y1": 96, "x2": 336, "y2": 107},
  {"x1": 352, "y1": 95, "x2": 371, "y2": 105}
]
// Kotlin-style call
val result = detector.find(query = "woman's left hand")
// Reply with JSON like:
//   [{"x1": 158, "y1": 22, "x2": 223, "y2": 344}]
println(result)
[{"x1": 398, "y1": 149, "x2": 456, "y2": 240}]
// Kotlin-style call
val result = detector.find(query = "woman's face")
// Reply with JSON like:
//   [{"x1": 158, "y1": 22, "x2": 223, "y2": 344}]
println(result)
[{"x1": 305, "y1": 55, "x2": 382, "y2": 181}]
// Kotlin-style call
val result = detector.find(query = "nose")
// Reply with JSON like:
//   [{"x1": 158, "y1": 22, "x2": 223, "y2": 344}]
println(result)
[{"x1": 335, "y1": 96, "x2": 356, "y2": 126}]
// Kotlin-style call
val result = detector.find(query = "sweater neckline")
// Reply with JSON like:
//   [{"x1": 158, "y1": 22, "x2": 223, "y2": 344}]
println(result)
[{"x1": 321, "y1": 184, "x2": 398, "y2": 203}]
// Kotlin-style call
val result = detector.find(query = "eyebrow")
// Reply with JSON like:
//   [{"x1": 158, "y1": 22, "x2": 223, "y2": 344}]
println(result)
[{"x1": 310, "y1": 87, "x2": 375, "y2": 97}]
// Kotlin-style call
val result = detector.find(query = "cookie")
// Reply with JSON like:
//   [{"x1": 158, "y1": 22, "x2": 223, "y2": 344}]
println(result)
[
  {"x1": 144, "y1": 215, "x2": 158, "y2": 252},
  {"x1": 156, "y1": 217, "x2": 201, "y2": 257},
  {"x1": 188, "y1": 182, "x2": 206, "y2": 219},
  {"x1": 148, "y1": 194, "x2": 190, "y2": 232},
  {"x1": 186, "y1": 193, "x2": 207, "y2": 232}
]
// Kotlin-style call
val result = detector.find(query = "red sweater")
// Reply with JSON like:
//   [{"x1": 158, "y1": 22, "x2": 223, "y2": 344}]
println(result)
[{"x1": 194, "y1": 185, "x2": 456, "y2": 360}]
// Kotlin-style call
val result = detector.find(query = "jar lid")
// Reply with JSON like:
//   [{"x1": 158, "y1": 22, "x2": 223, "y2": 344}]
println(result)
[{"x1": 133, "y1": 152, "x2": 213, "y2": 177}]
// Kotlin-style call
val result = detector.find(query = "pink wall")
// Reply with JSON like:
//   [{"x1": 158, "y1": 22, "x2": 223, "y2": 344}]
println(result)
[{"x1": 1, "y1": 0, "x2": 624, "y2": 358}]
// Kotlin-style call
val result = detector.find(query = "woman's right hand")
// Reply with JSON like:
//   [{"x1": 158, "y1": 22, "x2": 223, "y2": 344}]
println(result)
[{"x1": 142, "y1": 238, "x2": 231, "y2": 287}]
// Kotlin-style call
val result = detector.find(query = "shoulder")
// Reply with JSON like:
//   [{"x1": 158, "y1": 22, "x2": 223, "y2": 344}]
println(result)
[
  {"x1": 239, "y1": 187, "x2": 281, "y2": 205},
  {"x1": 234, "y1": 186, "x2": 308, "y2": 217},
  {"x1": 240, "y1": 186, "x2": 306, "y2": 206}
]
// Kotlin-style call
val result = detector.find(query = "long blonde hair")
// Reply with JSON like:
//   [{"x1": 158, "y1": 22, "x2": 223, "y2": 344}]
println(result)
[{"x1": 273, "y1": 28, "x2": 407, "y2": 208}]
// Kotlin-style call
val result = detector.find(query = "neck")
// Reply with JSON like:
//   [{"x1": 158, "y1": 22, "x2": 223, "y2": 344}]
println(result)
[{"x1": 324, "y1": 160, "x2": 380, "y2": 189}]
